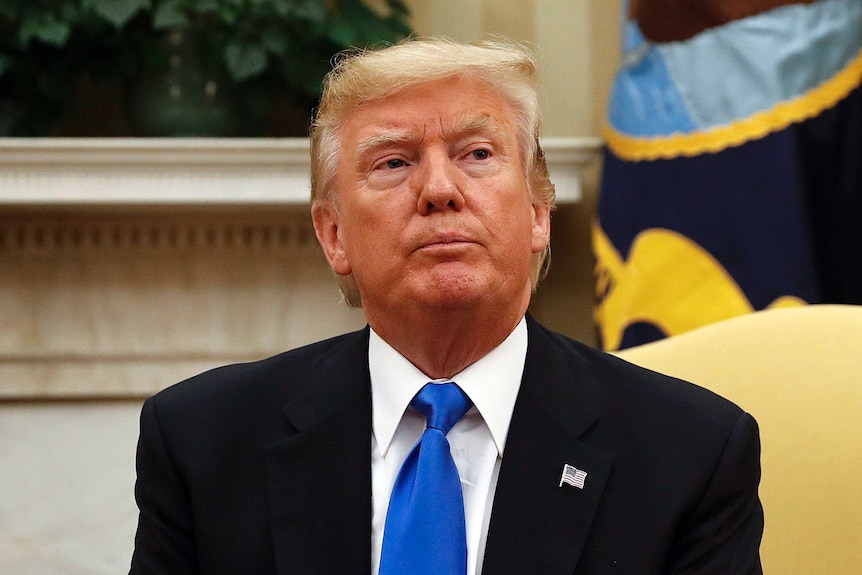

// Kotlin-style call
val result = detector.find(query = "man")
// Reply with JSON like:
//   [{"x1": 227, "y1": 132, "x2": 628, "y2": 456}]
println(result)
[{"x1": 130, "y1": 38, "x2": 763, "y2": 574}]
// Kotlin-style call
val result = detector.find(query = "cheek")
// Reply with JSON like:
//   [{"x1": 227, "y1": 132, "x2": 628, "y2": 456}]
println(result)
[
  {"x1": 339, "y1": 210, "x2": 400, "y2": 268},
  {"x1": 483, "y1": 209, "x2": 536, "y2": 266},
  {"x1": 493, "y1": 189, "x2": 536, "y2": 237}
]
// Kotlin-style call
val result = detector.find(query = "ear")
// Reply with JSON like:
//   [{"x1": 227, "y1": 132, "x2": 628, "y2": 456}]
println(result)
[
  {"x1": 312, "y1": 201, "x2": 352, "y2": 276},
  {"x1": 530, "y1": 201, "x2": 552, "y2": 254}
]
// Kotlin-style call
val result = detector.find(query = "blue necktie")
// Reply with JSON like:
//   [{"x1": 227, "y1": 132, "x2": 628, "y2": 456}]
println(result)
[{"x1": 379, "y1": 382, "x2": 474, "y2": 575}]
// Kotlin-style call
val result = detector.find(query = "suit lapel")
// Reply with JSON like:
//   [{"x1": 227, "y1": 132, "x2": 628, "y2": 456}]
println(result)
[
  {"x1": 264, "y1": 329, "x2": 373, "y2": 575},
  {"x1": 482, "y1": 319, "x2": 616, "y2": 575}
]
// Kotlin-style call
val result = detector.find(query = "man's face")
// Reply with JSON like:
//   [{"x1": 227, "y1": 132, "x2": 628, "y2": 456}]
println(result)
[{"x1": 313, "y1": 76, "x2": 551, "y2": 321}]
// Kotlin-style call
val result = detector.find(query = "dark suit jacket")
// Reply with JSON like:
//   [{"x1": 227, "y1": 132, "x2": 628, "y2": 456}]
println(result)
[{"x1": 130, "y1": 317, "x2": 763, "y2": 574}]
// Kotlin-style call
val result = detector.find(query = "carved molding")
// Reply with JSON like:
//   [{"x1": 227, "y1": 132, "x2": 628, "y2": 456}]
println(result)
[
  {"x1": 0, "y1": 214, "x2": 317, "y2": 254},
  {"x1": 0, "y1": 211, "x2": 364, "y2": 400}
]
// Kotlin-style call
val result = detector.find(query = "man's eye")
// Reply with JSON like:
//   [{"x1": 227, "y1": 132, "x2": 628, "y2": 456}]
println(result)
[
  {"x1": 385, "y1": 158, "x2": 406, "y2": 169},
  {"x1": 471, "y1": 148, "x2": 491, "y2": 160}
]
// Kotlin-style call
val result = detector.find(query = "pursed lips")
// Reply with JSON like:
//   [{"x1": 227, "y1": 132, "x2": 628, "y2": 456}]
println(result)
[{"x1": 414, "y1": 231, "x2": 478, "y2": 252}]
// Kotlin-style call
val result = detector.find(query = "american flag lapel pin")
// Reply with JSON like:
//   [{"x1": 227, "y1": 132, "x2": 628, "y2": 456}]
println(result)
[{"x1": 559, "y1": 463, "x2": 587, "y2": 489}]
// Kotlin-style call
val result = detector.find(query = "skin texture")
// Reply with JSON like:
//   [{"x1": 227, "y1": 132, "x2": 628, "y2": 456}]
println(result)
[{"x1": 313, "y1": 75, "x2": 551, "y2": 379}]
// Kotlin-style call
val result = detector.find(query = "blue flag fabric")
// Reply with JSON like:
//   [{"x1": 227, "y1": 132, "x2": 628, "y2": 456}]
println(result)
[{"x1": 595, "y1": 0, "x2": 862, "y2": 350}]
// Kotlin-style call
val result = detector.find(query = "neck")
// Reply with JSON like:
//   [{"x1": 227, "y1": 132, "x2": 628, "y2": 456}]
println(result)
[{"x1": 366, "y1": 289, "x2": 531, "y2": 380}]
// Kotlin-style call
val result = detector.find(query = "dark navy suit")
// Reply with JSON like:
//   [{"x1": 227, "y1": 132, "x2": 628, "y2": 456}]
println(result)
[{"x1": 130, "y1": 316, "x2": 762, "y2": 574}]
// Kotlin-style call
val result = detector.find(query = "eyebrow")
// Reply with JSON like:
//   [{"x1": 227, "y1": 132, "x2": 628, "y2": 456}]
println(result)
[
  {"x1": 354, "y1": 113, "x2": 509, "y2": 160},
  {"x1": 355, "y1": 130, "x2": 414, "y2": 159},
  {"x1": 444, "y1": 113, "x2": 507, "y2": 142}
]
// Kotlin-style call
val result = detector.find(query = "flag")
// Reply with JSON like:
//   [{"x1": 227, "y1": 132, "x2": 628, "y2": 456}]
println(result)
[
  {"x1": 559, "y1": 464, "x2": 588, "y2": 489},
  {"x1": 594, "y1": 0, "x2": 862, "y2": 350}
]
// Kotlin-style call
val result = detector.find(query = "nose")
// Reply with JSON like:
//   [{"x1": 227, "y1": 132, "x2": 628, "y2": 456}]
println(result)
[{"x1": 414, "y1": 153, "x2": 465, "y2": 216}]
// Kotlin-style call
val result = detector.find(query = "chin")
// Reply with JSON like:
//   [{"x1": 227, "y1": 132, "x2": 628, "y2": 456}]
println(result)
[{"x1": 414, "y1": 271, "x2": 499, "y2": 310}]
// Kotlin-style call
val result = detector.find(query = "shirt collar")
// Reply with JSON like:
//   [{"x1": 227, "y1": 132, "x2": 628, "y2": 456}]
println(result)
[{"x1": 369, "y1": 317, "x2": 527, "y2": 458}]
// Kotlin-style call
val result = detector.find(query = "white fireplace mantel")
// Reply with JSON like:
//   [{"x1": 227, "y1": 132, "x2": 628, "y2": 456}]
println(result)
[{"x1": 0, "y1": 137, "x2": 601, "y2": 206}]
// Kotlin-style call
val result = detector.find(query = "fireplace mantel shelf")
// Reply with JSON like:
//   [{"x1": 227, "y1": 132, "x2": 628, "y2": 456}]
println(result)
[{"x1": 0, "y1": 137, "x2": 601, "y2": 206}]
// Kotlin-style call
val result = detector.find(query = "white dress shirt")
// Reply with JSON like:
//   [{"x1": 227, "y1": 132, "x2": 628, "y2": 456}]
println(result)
[{"x1": 369, "y1": 318, "x2": 527, "y2": 575}]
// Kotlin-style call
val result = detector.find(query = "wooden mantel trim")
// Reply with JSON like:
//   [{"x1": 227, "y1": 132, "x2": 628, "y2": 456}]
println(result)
[{"x1": 0, "y1": 137, "x2": 601, "y2": 206}]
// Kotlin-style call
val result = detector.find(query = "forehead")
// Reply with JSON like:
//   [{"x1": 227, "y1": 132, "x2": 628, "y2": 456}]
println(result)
[{"x1": 340, "y1": 76, "x2": 519, "y2": 148}]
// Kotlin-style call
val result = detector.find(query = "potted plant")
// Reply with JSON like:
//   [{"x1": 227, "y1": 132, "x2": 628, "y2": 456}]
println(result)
[{"x1": 0, "y1": 0, "x2": 412, "y2": 136}]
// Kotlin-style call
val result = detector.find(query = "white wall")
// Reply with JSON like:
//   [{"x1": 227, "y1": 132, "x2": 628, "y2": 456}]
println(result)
[{"x1": 0, "y1": 403, "x2": 142, "y2": 574}]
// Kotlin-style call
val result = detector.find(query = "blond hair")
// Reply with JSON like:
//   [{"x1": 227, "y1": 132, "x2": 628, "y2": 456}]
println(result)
[{"x1": 310, "y1": 37, "x2": 555, "y2": 307}]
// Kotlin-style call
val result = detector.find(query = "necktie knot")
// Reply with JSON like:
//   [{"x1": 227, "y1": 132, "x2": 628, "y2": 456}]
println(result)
[{"x1": 411, "y1": 382, "x2": 473, "y2": 434}]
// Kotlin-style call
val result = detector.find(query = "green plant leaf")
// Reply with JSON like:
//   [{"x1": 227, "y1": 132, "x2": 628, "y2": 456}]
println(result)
[
  {"x1": 261, "y1": 28, "x2": 288, "y2": 56},
  {"x1": 1, "y1": 0, "x2": 412, "y2": 136},
  {"x1": 291, "y1": 0, "x2": 326, "y2": 21},
  {"x1": 92, "y1": 0, "x2": 150, "y2": 28},
  {"x1": 0, "y1": 4, "x2": 18, "y2": 19},
  {"x1": 153, "y1": 0, "x2": 189, "y2": 29},
  {"x1": 18, "y1": 15, "x2": 72, "y2": 47},
  {"x1": 224, "y1": 43, "x2": 267, "y2": 81},
  {"x1": 0, "y1": 53, "x2": 11, "y2": 77},
  {"x1": 39, "y1": 23, "x2": 72, "y2": 47},
  {"x1": 327, "y1": 0, "x2": 409, "y2": 47}
]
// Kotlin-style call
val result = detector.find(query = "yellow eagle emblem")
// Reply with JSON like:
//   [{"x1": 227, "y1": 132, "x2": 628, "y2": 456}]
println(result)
[{"x1": 593, "y1": 223, "x2": 805, "y2": 351}]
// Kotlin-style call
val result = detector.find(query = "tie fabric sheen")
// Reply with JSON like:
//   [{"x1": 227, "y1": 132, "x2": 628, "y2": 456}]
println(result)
[{"x1": 379, "y1": 382, "x2": 474, "y2": 575}]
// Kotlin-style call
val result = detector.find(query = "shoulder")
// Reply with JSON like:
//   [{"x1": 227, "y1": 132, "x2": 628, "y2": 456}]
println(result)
[
  {"x1": 144, "y1": 328, "x2": 369, "y2": 428},
  {"x1": 527, "y1": 318, "x2": 748, "y2": 435}
]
